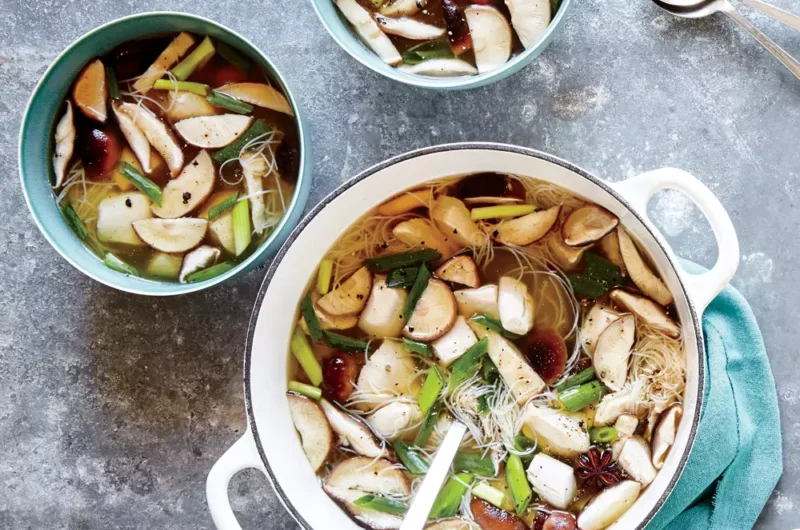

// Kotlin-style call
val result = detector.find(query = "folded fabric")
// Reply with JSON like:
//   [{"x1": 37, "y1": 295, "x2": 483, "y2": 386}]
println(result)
[{"x1": 647, "y1": 263, "x2": 782, "y2": 530}]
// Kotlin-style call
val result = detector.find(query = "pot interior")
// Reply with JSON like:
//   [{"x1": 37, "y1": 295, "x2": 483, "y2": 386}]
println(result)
[{"x1": 246, "y1": 145, "x2": 702, "y2": 530}]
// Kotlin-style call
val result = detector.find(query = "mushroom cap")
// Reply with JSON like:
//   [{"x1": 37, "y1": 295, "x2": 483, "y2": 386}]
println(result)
[
  {"x1": 561, "y1": 205, "x2": 619, "y2": 247},
  {"x1": 174, "y1": 114, "x2": 254, "y2": 149},
  {"x1": 599, "y1": 229, "x2": 625, "y2": 273},
  {"x1": 336, "y1": 0, "x2": 402, "y2": 65},
  {"x1": 319, "y1": 399, "x2": 390, "y2": 460},
  {"x1": 651, "y1": 404, "x2": 683, "y2": 469},
  {"x1": 593, "y1": 314, "x2": 635, "y2": 391},
  {"x1": 374, "y1": 14, "x2": 446, "y2": 40},
  {"x1": 618, "y1": 229, "x2": 674, "y2": 306},
  {"x1": 580, "y1": 302, "x2": 621, "y2": 355},
  {"x1": 465, "y1": 5, "x2": 512, "y2": 74},
  {"x1": 52, "y1": 102, "x2": 76, "y2": 188},
  {"x1": 470, "y1": 498, "x2": 528, "y2": 530},
  {"x1": 131, "y1": 218, "x2": 208, "y2": 253},
  {"x1": 117, "y1": 102, "x2": 184, "y2": 176},
  {"x1": 436, "y1": 255, "x2": 481, "y2": 288},
  {"x1": 151, "y1": 150, "x2": 216, "y2": 219},
  {"x1": 494, "y1": 205, "x2": 561, "y2": 246},
  {"x1": 287, "y1": 392, "x2": 333, "y2": 472},
  {"x1": 505, "y1": 0, "x2": 551, "y2": 48},
  {"x1": 380, "y1": 0, "x2": 427, "y2": 16},
  {"x1": 577, "y1": 480, "x2": 641, "y2": 530},
  {"x1": 403, "y1": 279, "x2": 458, "y2": 341},
  {"x1": 318, "y1": 266, "x2": 373, "y2": 316},
  {"x1": 610, "y1": 289, "x2": 680, "y2": 338},
  {"x1": 178, "y1": 245, "x2": 221, "y2": 283},
  {"x1": 498, "y1": 276, "x2": 535, "y2": 335},
  {"x1": 112, "y1": 102, "x2": 153, "y2": 174},
  {"x1": 594, "y1": 379, "x2": 647, "y2": 426}
]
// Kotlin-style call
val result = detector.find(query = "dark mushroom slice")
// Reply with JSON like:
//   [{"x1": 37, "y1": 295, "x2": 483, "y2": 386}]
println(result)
[
  {"x1": 287, "y1": 392, "x2": 334, "y2": 472},
  {"x1": 610, "y1": 289, "x2": 680, "y2": 338},
  {"x1": 403, "y1": 279, "x2": 458, "y2": 341},
  {"x1": 442, "y1": 0, "x2": 473, "y2": 55},
  {"x1": 470, "y1": 497, "x2": 529, "y2": 530},
  {"x1": 77, "y1": 124, "x2": 122, "y2": 180},
  {"x1": 319, "y1": 399, "x2": 391, "y2": 460},
  {"x1": 561, "y1": 205, "x2": 619, "y2": 247},
  {"x1": 52, "y1": 102, "x2": 76, "y2": 188},
  {"x1": 593, "y1": 314, "x2": 635, "y2": 391},
  {"x1": 618, "y1": 229, "x2": 673, "y2": 306},
  {"x1": 436, "y1": 255, "x2": 481, "y2": 288},
  {"x1": 458, "y1": 174, "x2": 526, "y2": 206},
  {"x1": 518, "y1": 329, "x2": 567, "y2": 385},
  {"x1": 577, "y1": 481, "x2": 641, "y2": 530},
  {"x1": 542, "y1": 512, "x2": 577, "y2": 530},
  {"x1": 651, "y1": 404, "x2": 683, "y2": 469},
  {"x1": 322, "y1": 352, "x2": 364, "y2": 403}
]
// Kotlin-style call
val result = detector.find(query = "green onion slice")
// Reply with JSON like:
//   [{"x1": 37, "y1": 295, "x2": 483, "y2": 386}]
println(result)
[
  {"x1": 363, "y1": 248, "x2": 442, "y2": 272},
  {"x1": 207, "y1": 90, "x2": 254, "y2": 114},
  {"x1": 392, "y1": 440, "x2": 429, "y2": 475},
  {"x1": 300, "y1": 292, "x2": 324, "y2": 343},
  {"x1": 62, "y1": 203, "x2": 88, "y2": 241},
  {"x1": 288, "y1": 381, "x2": 322, "y2": 400},
  {"x1": 353, "y1": 495, "x2": 408, "y2": 515},
  {"x1": 120, "y1": 162, "x2": 162, "y2": 207},
  {"x1": 418, "y1": 366, "x2": 445, "y2": 416},
  {"x1": 213, "y1": 120, "x2": 271, "y2": 164},
  {"x1": 324, "y1": 332, "x2": 371, "y2": 353},
  {"x1": 404, "y1": 264, "x2": 431, "y2": 320},
  {"x1": 290, "y1": 328, "x2": 323, "y2": 386},
  {"x1": 590, "y1": 426, "x2": 619, "y2": 444},
  {"x1": 186, "y1": 261, "x2": 234, "y2": 282},
  {"x1": 106, "y1": 67, "x2": 121, "y2": 100},
  {"x1": 103, "y1": 253, "x2": 138, "y2": 276},
  {"x1": 208, "y1": 192, "x2": 239, "y2": 220}
]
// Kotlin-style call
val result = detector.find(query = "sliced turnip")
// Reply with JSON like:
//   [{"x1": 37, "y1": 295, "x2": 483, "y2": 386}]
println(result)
[
  {"x1": 432, "y1": 196, "x2": 486, "y2": 247},
  {"x1": 117, "y1": 102, "x2": 183, "y2": 176},
  {"x1": 580, "y1": 302, "x2": 621, "y2": 355},
  {"x1": 359, "y1": 274, "x2": 408, "y2": 338},
  {"x1": 174, "y1": 114, "x2": 253, "y2": 149},
  {"x1": 404, "y1": 279, "x2": 458, "y2": 341},
  {"x1": 498, "y1": 276, "x2": 535, "y2": 335},
  {"x1": 165, "y1": 91, "x2": 218, "y2": 121},
  {"x1": 131, "y1": 218, "x2": 208, "y2": 253},
  {"x1": 52, "y1": 101, "x2": 75, "y2": 188},
  {"x1": 287, "y1": 392, "x2": 333, "y2": 472},
  {"x1": 471, "y1": 326, "x2": 545, "y2": 404},
  {"x1": 392, "y1": 218, "x2": 460, "y2": 260},
  {"x1": 521, "y1": 403, "x2": 590, "y2": 457},
  {"x1": 152, "y1": 150, "x2": 215, "y2": 219},
  {"x1": 356, "y1": 340, "x2": 421, "y2": 407},
  {"x1": 594, "y1": 379, "x2": 646, "y2": 426},
  {"x1": 112, "y1": 102, "x2": 152, "y2": 174},
  {"x1": 96, "y1": 192, "x2": 152, "y2": 246},
  {"x1": 599, "y1": 229, "x2": 625, "y2": 273},
  {"x1": 374, "y1": 14, "x2": 445, "y2": 40},
  {"x1": 432, "y1": 315, "x2": 479, "y2": 366},
  {"x1": 435, "y1": 255, "x2": 480, "y2": 288},
  {"x1": 320, "y1": 399, "x2": 389, "y2": 459},
  {"x1": 546, "y1": 231, "x2": 588, "y2": 270},
  {"x1": 618, "y1": 229, "x2": 673, "y2": 306},
  {"x1": 593, "y1": 314, "x2": 635, "y2": 391},
  {"x1": 239, "y1": 151, "x2": 269, "y2": 235},
  {"x1": 367, "y1": 401, "x2": 423, "y2": 439},
  {"x1": 526, "y1": 452, "x2": 577, "y2": 509},
  {"x1": 178, "y1": 245, "x2": 220, "y2": 283},
  {"x1": 454, "y1": 285, "x2": 499, "y2": 320},
  {"x1": 132, "y1": 32, "x2": 195, "y2": 93},
  {"x1": 323, "y1": 457, "x2": 410, "y2": 530},
  {"x1": 216, "y1": 82, "x2": 294, "y2": 116},
  {"x1": 493, "y1": 205, "x2": 560, "y2": 246},
  {"x1": 618, "y1": 436, "x2": 657, "y2": 486},
  {"x1": 336, "y1": 0, "x2": 402, "y2": 66},
  {"x1": 72, "y1": 59, "x2": 107, "y2": 123},
  {"x1": 399, "y1": 59, "x2": 478, "y2": 77},
  {"x1": 505, "y1": 0, "x2": 551, "y2": 49},
  {"x1": 577, "y1": 481, "x2": 641, "y2": 530},
  {"x1": 381, "y1": 0, "x2": 427, "y2": 17},
  {"x1": 651, "y1": 404, "x2": 682, "y2": 470},
  {"x1": 561, "y1": 205, "x2": 619, "y2": 247},
  {"x1": 465, "y1": 5, "x2": 512, "y2": 74},
  {"x1": 442, "y1": 0, "x2": 473, "y2": 55},
  {"x1": 318, "y1": 266, "x2": 373, "y2": 316},
  {"x1": 610, "y1": 289, "x2": 680, "y2": 339}
]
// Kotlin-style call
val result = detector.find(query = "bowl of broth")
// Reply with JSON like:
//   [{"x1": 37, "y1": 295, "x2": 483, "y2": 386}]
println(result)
[
  {"x1": 207, "y1": 143, "x2": 739, "y2": 529},
  {"x1": 19, "y1": 12, "x2": 311, "y2": 295},
  {"x1": 310, "y1": 0, "x2": 572, "y2": 89}
]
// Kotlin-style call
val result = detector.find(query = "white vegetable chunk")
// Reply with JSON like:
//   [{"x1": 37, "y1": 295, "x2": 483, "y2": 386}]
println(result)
[
  {"x1": 96, "y1": 192, "x2": 152, "y2": 246},
  {"x1": 367, "y1": 401, "x2": 422, "y2": 440},
  {"x1": 358, "y1": 274, "x2": 408, "y2": 338},
  {"x1": 356, "y1": 340, "x2": 421, "y2": 408},
  {"x1": 498, "y1": 276, "x2": 535, "y2": 335},
  {"x1": 318, "y1": 266, "x2": 373, "y2": 316},
  {"x1": 454, "y1": 285, "x2": 500, "y2": 320},
  {"x1": 618, "y1": 436, "x2": 657, "y2": 486},
  {"x1": 526, "y1": 453, "x2": 577, "y2": 509},
  {"x1": 465, "y1": 6, "x2": 512, "y2": 74},
  {"x1": 471, "y1": 326, "x2": 545, "y2": 404},
  {"x1": 240, "y1": 152, "x2": 270, "y2": 236},
  {"x1": 336, "y1": 0, "x2": 402, "y2": 65},
  {"x1": 577, "y1": 480, "x2": 641, "y2": 530},
  {"x1": 504, "y1": 0, "x2": 551, "y2": 49},
  {"x1": 178, "y1": 245, "x2": 220, "y2": 283},
  {"x1": 52, "y1": 101, "x2": 76, "y2": 188},
  {"x1": 594, "y1": 379, "x2": 646, "y2": 426},
  {"x1": 521, "y1": 403, "x2": 590, "y2": 457},
  {"x1": 399, "y1": 59, "x2": 478, "y2": 77},
  {"x1": 432, "y1": 315, "x2": 478, "y2": 366},
  {"x1": 174, "y1": 114, "x2": 253, "y2": 149},
  {"x1": 374, "y1": 14, "x2": 445, "y2": 40}
]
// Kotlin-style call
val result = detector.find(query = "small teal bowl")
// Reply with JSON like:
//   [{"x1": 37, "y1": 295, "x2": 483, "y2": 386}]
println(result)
[
  {"x1": 19, "y1": 12, "x2": 312, "y2": 296},
  {"x1": 309, "y1": 0, "x2": 572, "y2": 90}
]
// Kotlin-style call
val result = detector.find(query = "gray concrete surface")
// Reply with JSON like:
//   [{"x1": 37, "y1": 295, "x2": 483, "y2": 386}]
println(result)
[{"x1": 1, "y1": 0, "x2": 798, "y2": 528}]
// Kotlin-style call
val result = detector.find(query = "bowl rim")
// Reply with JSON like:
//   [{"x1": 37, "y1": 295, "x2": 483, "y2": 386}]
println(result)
[
  {"x1": 18, "y1": 11, "x2": 310, "y2": 296},
  {"x1": 243, "y1": 142, "x2": 705, "y2": 530},
  {"x1": 308, "y1": 0, "x2": 573, "y2": 89}
]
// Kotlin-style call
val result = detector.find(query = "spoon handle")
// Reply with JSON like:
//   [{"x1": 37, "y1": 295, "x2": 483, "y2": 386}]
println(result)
[
  {"x1": 722, "y1": 4, "x2": 800, "y2": 80},
  {"x1": 738, "y1": 0, "x2": 800, "y2": 31}
]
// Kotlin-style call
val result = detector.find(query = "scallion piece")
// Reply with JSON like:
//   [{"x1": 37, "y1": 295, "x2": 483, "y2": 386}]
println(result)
[
  {"x1": 590, "y1": 426, "x2": 619, "y2": 444},
  {"x1": 103, "y1": 253, "x2": 138, "y2": 276},
  {"x1": 288, "y1": 381, "x2": 322, "y2": 400},
  {"x1": 317, "y1": 259, "x2": 334, "y2": 295},
  {"x1": 324, "y1": 332, "x2": 371, "y2": 352},
  {"x1": 559, "y1": 380, "x2": 606, "y2": 411},
  {"x1": 213, "y1": 119, "x2": 271, "y2": 163},
  {"x1": 62, "y1": 203, "x2": 88, "y2": 241},
  {"x1": 232, "y1": 199, "x2": 251, "y2": 256},
  {"x1": 214, "y1": 40, "x2": 251, "y2": 72},
  {"x1": 418, "y1": 366, "x2": 444, "y2": 416},
  {"x1": 470, "y1": 204, "x2": 536, "y2": 220},
  {"x1": 353, "y1": 495, "x2": 408, "y2": 515},
  {"x1": 208, "y1": 192, "x2": 238, "y2": 220},
  {"x1": 401, "y1": 41, "x2": 454, "y2": 65},
  {"x1": 300, "y1": 292, "x2": 324, "y2": 343},
  {"x1": 472, "y1": 481, "x2": 506, "y2": 509},
  {"x1": 172, "y1": 36, "x2": 215, "y2": 80},
  {"x1": 207, "y1": 90, "x2": 254, "y2": 114},
  {"x1": 186, "y1": 261, "x2": 234, "y2": 282},
  {"x1": 454, "y1": 451, "x2": 496, "y2": 476},
  {"x1": 403, "y1": 337, "x2": 433, "y2": 357},
  {"x1": 413, "y1": 402, "x2": 440, "y2": 447},
  {"x1": 392, "y1": 440, "x2": 429, "y2": 475},
  {"x1": 106, "y1": 67, "x2": 121, "y2": 100},
  {"x1": 448, "y1": 337, "x2": 489, "y2": 392},
  {"x1": 506, "y1": 453, "x2": 532, "y2": 515},
  {"x1": 152, "y1": 79, "x2": 210, "y2": 96},
  {"x1": 120, "y1": 162, "x2": 162, "y2": 206},
  {"x1": 429, "y1": 473, "x2": 473, "y2": 519},
  {"x1": 386, "y1": 266, "x2": 419, "y2": 288},
  {"x1": 363, "y1": 248, "x2": 442, "y2": 272},
  {"x1": 514, "y1": 435, "x2": 538, "y2": 466},
  {"x1": 469, "y1": 314, "x2": 522, "y2": 340},
  {"x1": 481, "y1": 357, "x2": 500, "y2": 384},
  {"x1": 290, "y1": 327, "x2": 323, "y2": 386},
  {"x1": 404, "y1": 263, "x2": 431, "y2": 319},
  {"x1": 555, "y1": 366, "x2": 596, "y2": 391}
]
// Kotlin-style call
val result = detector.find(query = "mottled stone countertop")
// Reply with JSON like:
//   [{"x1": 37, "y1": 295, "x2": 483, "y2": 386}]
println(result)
[{"x1": 1, "y1": 0, "x2": 798, "y2": 528}]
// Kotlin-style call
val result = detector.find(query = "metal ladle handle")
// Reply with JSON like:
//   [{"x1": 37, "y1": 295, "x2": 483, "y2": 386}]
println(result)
[
  {"x1": 722, "y1": 3, "x2": 800, "y2": 80},
  {"x1": 738, "y1": 0, "x2": 800, "y2": 31}
]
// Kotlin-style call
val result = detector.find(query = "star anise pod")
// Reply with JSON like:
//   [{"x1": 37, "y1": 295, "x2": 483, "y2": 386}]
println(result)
[{"x1": 575, "y1": 447, "x2": 620, "y2": 489}]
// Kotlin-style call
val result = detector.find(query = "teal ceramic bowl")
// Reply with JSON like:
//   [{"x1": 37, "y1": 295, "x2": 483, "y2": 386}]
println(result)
[
  {"x1": 309, "y1": 0, "x2": 572, "y2": 89},
  {"x1": 19, "y1": 12, "x2": 312, "y2": 296}
]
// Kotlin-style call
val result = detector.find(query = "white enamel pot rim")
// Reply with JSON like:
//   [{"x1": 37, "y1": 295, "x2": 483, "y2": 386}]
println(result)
[{"x1": 207, "y1": 143, "x2": 740, "y2": 530}]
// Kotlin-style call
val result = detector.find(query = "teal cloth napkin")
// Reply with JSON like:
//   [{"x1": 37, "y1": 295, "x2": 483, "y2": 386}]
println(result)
[{"x1": 648, "y1": 263, "x2": 782, "y2": 530}]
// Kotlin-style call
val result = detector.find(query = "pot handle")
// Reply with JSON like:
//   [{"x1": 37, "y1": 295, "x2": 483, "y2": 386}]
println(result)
[
  {"x1": 612, "y1": 167, "x2": 739, "y2": 314},
  {"x1": 206, "y1": 428, "x2": 266, "y2": 530}
]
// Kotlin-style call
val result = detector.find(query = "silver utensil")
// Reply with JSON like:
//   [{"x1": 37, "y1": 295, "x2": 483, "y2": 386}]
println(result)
[
  {"x1": 653, "y1": 0, "x2": 800, "y2": 79},
  {"x1": 399, "y1": 421, "x2": 468, "y2": 530}
]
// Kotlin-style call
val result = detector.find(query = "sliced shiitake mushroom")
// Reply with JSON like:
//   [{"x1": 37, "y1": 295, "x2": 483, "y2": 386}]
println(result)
[
  {"x1": 618, "y1": 436, "x2": 657, "y2": 486},
  {"x1": 519, "y1": 329, "x2": 567, "y2": 385},
  {"x1": 442, "y1": 0, "x2": 473, "y2": 55},
  {"x1": 593, "y1": 314, "x2": 635, "y2": 391},
  {"x1": 432, "y1": 315, "x2": 479, "y2": 366},
  {"x1": 493, "y1": 205, "x2": 561, "y2": 246},
  {"x1": 358, "y1": 274, "x2": 408, "y2": 338},
  {"x1": 381, "y1": 0, "x2": 427, "y2": 16},
  {"x1": 542, "y1": 513, "x2": 577, "y2": 530},
  {"x1": 165, "y1": 91, "x2": 218, "y2": 121},
  {"x1": 335, "y1": 0, "x2": 402, "y2": 65},
  {"x1": 356, "y1": 340, "x2": 421, "y2": 406},
  {"x1": 322, "y1": 352, "x2": 364, "y2": 403},
  {"x1": 374, "y1": 14, "x2": 446, "y2": 40},
  {"x1": 287, "y1": 392, "x2": 333, "y2": 472},
  {"x1": 465, "y1": 5, "x2": 512, "y2": 74},
  {"x1": 599, "y1": 229, "x2": 625, "y2": 273},
  {"x1": 131, "y1": 218, "x2": 208, "y2": 253},
  {"x1": 618, "y1": 229, "x2": 673, "y2": 306},
  {"x1": 117, "y1": 102, "x2": 183, "y2": 176},
  {"x1": 505, "y1": 0, "x2": 551, "y2": 49},
  {"x1": 377, "y1": 189, "x2": 433, "y2": 216},
  {"x1": 432, "y1": 196, "x2": 488, "y2": 247},
  {"x1": 498, "y1": 276, "x2": 535, "y2": 335},
  {"x1": 318, "y1": 266, "x2": 373, "y2": 316},
  {"x1": 435, "y1": 255, "x2": 481, "y2": 288},
  {"x1": 456, "y1": 173, "x2": 526, "y2": 205},
  {"x1": 471, "y1": 327, "x2": 545, "y2": 405},
  {"x1": 580, "y1": 302, "x2": 621, "y2": 355},
  {"x1": 577, "y1": 480, "x2": 641, "y2": 530},
  {"x1": 319, "y1": 399, "x2": 390, "y2": 460},
  {"x1": 470, "y1": 498, "x2": 528, "y2": 530},
  {"x1": 151, "y1": 150, "x2": 215, "y2": 219},
  {"x1": 651, "y1": 404, "x2": 682, "y2": 469},
  {"x1": 367, "y1": 401, "x2": 422, "y2": 440},
  {"x1": 174, "y1": 114, "x2": 253, "y2": 148},
  {"x1": 393, "y1": 218, "x2": 460, "y2": 260},
  {"x1": 52, "y1": 102, "x2": 76, "y2": 188},
  {"x1": 112, "y1": 102, "x2": 153, "y2": 174},
  {"x1": 521, "y1": 403, "x2": 590, "y2": 457},
  {"x1": 178, "y1": 245, "x2": 220, "y2": 283},
  {"x1": 526, "y1": 452, "x2": 577, "y2": 509},
  {"x1": 454, "y1": 285, "x2": 500, "y2": 320},
  {"x1": 561, "y1": 205, "x2": 619, "y2": 247},
  {"x1": 216, "y1": 82, "x2": 294, "y2": 116},
  {"x1": 594, "y1": 380, "x2": 646, "y2": 426},
  {"x1": 72, "y1": 59, "x2": 107, "y2": 122},
  {"x1": 546, "y1": 231, "x2": 588, "y2": 271},
  {"x1": 404, "y1": 279, "x2": 458, "y2": 341},
  {"x1": 610, "y1": 289, "x2": 680, "y2": 338}
]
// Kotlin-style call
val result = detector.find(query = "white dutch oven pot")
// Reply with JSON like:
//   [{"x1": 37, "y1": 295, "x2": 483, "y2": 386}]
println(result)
[{"x1": 207, "y1": 143, "x2": 739, "y2": 530}]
